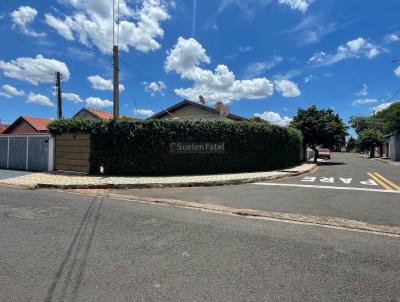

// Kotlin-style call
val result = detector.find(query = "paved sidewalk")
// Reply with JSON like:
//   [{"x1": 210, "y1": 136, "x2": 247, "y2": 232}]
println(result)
[{"x1": 0, "y1": 163, "x2": 316, "y2": 189}]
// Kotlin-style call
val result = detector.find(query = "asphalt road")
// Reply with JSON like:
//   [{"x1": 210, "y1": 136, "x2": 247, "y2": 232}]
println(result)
[
  {"x1": 115, "y1": 153, "x2": 400, "y2": 227},
  {"x1": 1, "y1": 153, "x2": 400, "y2": 301}
]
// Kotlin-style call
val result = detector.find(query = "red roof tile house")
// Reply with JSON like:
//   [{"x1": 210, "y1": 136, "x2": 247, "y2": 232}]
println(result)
[
  {"x1": 2, "y1": 116, "x2": 52, "y2": 135},
  {"x1": 0, "y1": 124, "x2": 8, "y2": 134},
  {"x1": 74, "y1": 108, "x2": 113, "y2": 120}
]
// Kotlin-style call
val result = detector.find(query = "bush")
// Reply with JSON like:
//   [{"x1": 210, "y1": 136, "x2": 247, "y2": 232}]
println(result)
[{"x1": 48, "y1": 119, "x2": 303, "y2": 176}]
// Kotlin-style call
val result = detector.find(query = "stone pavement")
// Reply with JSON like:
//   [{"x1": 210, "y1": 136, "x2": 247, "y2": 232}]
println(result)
[{"x1": 0, "y1": 163, "x2": 316, "y2": 189}]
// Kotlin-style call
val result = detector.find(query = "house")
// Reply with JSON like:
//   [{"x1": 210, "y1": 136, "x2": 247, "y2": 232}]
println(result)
[
  {"x1": 386, "y1": 133, "x2": 400, "y2": 161},
  {"x1": 0, "y1": 124, "x2": 8, "y2": 134},
  {"x1": 74, "y1": 108, "x2": 113, "y2": 120},
  {"x1": 149, "y1": 99, "x2": 247, "y2": 122},
  {"x1": 2, "y1": 116, "x2": 52, "y2": 134}
]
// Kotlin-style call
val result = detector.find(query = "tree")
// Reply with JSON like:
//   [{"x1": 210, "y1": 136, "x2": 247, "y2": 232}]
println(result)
[
  {"x1": 290, "y1": 105, "x2": 348, "y2": 162},
  {"x1": 357, "y1": 129, "x2": 385, "y2": 158},
  {"x1": 375, "y1": 102, "x2": 400, "y2": 134},
  {"x1": 349, "y1": 116, "x2": 373, "y2": 134},
  {"x1": 346, "y1": 136, "x2": 357, "y2": 152},
  {"x1": 248, "y1": 116, "x2": 271, "y2": 125}
]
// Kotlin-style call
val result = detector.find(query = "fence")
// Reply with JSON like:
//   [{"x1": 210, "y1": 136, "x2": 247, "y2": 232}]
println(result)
[{"x1": 0, "y1": 134, "x2": 53, "y2": 171}]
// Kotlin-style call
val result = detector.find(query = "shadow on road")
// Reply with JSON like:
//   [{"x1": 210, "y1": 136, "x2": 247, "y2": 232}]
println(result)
[{"x1": 318, "y1": 161, "x2": 347, "y2": 166}]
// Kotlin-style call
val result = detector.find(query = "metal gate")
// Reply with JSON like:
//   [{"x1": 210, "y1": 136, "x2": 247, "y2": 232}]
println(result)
[
  {"x1": 55, "y1": 133, "x2": 91, "y2": 173},
  {"x1": 0, "y1": 135, "x2": 53, "y2": 171}
]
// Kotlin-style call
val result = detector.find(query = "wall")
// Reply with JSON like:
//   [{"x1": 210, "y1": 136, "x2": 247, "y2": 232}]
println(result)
[
  {"x1": 389, "y1": 134, "x2": 400, "y2": 161},
  {"x1": 0, "y1": 135, "x2": 53, "y2": 171},
  {"x1": 4, "y1": 120, "x2": 37, "y2": 134}
]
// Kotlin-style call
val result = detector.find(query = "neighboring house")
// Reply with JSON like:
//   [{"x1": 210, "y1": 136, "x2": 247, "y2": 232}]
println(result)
[
  {"x1": 386, "y1": 133, "x2": 400, "y2": 161},
  {"x1": 0, "y1": 124, "x2": 8, "y2": 134},
  {"x1": 2, "y1": 116, "x2": 52, "y2": 134},
  {"x1": 74, "y1": 108, "x2": 113, "y2": 120},
  {"x1": 149, "y1": 99, "x2": 247, "y2": 122}
]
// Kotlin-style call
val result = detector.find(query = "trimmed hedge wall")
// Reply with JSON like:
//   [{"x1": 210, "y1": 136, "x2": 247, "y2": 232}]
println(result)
[{"x1": 49, "y1": 119, "x2": 302, "y2": 176}]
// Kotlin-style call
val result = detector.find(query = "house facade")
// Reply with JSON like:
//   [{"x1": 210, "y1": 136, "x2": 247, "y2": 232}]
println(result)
[
  {"x1": 149, "y1": 99, "x2": 246, "y2": 122},
  {"x1": 2, "y1": 116, "x2": 51, "y2": 134},
  {"x1": 0, "y1": 124, "x2": 8, "y2": 134},
  {"x1": 74, "y1": 108, "x2": 113, "y2": 120}
]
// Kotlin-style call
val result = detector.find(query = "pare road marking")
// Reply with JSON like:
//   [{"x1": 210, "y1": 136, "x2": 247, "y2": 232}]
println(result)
[
  {"x1": 253, "y1": 183, "x2": 400, "y2": 194},
  {"x1": 300, "y1": 177, "x2": 377, "y2": 186}
]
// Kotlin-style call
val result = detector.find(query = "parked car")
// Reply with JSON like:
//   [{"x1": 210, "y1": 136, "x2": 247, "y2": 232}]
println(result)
[{"x1": 318, "y1": 148, "x2": 331, "y2": 160}]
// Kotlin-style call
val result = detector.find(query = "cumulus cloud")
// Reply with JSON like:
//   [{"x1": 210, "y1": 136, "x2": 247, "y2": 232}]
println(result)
[
  {"x1": 0, "y1": 55, "x2": 70, "y2": 85},
  {"x1": 394, "y1": 66, "x2": 400, "y2": 77},
  {"x1": 88, "y1": 75, "x2": 125, "y2": 92},
  {"x1": 85, "y1": 97, "x2": 113, "y2": 108},
  {"x1": 45, "y1": 0, "x2": 171, "y2": 54},
  {"x1": 0, "y1": 92, "x2": 11, "y2": 98},
  {"x1": 165, "y1": 37, "x2": 277, "y2": 103},
  {"x1": 352, "y1": 98, "x2": 377, "y2": 106},
  {"x1": 2, "y1": 84, "x2": 25, "y2": 96},
  {"x1": 254, "y1": 111, "x2": 292, "y2": 126},
  {"x1": 133, "y1": 108, "x2": 155, "y2": 117},
  {"x1": 27, "y1": 92, "x2": 54, "y2": 107},
  {"x1": 384, "y1": 33, "x2": 400, "y2": 43},
  {"x1": 143, "y1": 81, "x2": 166, "y2": 96},
  {"x1": 278, "y1": 0, "x2": 313, "y2": 12},
  {"x1": 372, "y1": 101, "x2": 396, "y2": 113},
  {"x1": 274, "y1": 79, "x2": 301, "y2": 97},
  {"x1": 10, "y1": 6, "x2": 45, "y2": 37},
  {"x1": 308, "y1": 37, "x2": 383, "y2": 66},
  {"x1": 62, "y1": 92, "x2": 83, "y2": 104}
]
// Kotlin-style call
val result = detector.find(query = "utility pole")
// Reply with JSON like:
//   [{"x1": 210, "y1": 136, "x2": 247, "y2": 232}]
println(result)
[
  {"x1": 55, "y1": 71, "x2": 62, "y2": 119},
  {"x1": 113, "y1": 45, "x2": 119, "y2": 119}
]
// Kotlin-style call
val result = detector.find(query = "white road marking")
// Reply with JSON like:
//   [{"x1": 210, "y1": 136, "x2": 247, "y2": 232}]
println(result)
[
  {"x1": 301, "y1": 177, "x2": 316, "y2": 182},
  {"x1": 360, "y1": 179, "x2": 378, "y2": 186},
  {"x1": 339, "y1": 178, "x2": 352, "y2": 184},
  {"x1": 252, "y1": 182, "x2": 400, "y2": 193},
  {"x1": 320, "y1": 177, "x2": 334, "y2": 183}
]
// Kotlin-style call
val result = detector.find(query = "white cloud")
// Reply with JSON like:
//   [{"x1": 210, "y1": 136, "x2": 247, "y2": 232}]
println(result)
[
  {"x1": 165, "y1": 37, "x2": 275, "y2": 104},
  {"x1": 394, "y1": 66, "x2": 400, "y2": 77},
  {"x1": 372, "y1": 101, "x2": 395, "y2": 113},
  {"x1": 225, "y1": 46, "x2": 253, "y2": 60},
  {"x1": 143, "y1": 81, "x2": 166, "y2": 96},
  {"x1": 133, "y1": 108, "x2": 155, "y2": 117},
  {"x1": 304, "y1": 75, "x2": 314, "y2": 83},
  {"x1": 0, "y1": 92, "x2": 11, "y2": 98},
  {"x1": 0, "y1": 55, "x2": 70, "y2": 85},
  {"x1": 355, "y1": 84, "x2": 368, "y2": 97},
  {"x1": 45, "y1": 14, "x2": 74, "y2": 40},
  {"x1": 278, "y1": 0, "x2": 313, "y2": 12},
  {"x1": 254, "y1": 111, "x2": 292, "y2": 126},
  {"x1": 62, "y1": 92, "x2": 83, "y2": 104},
  {"x1": 244, "y1": 56, "x2": 283, "y2": 78},
  {"x1": 384, "y1": 33, "x2": 400, "y2": 43},
  {"x1": 1, "y1": 84, "x2": 25, "y2": 96},
  {"x1": 85, "y1": 97, "x2": 113, "y2": 108},
  {"x1": 45, "y1": 0, "x2": 170, "y2": 54},
  {"x1": 27, "y1": 92, "x2": 54, "y2": 107},
  {"x1": 274, "y1": 79, "x2": 301, "y2": 97},
  {"x1": 308, "y1": 37, "x2": 383, "y2": 66},
  {"x1": 88, "y1": 75, "x2": 125, "y2": 92},
  {"x1": 352, "y1": 98, "x2": 378, "y2": 106},
  {"x1": 10, "y1": 6, "x2": 45, "y2": 37}
]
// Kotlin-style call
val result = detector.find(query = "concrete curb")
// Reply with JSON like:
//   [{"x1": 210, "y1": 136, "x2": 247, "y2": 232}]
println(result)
[
  {"x1": 34, "y1": 164, "x2": 317, "y2": 190},
  {"x1": 67, "y1": 189, "x2": 400, "y2": 237}
]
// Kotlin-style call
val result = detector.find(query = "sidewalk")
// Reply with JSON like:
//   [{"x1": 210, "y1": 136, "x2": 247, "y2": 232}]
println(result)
[
  {"x1": 360, "y1": 154, "x2": 400, "y2": 166},
  {"x1": 0, "y1": 163, "x2": 316, "y2": 189}
]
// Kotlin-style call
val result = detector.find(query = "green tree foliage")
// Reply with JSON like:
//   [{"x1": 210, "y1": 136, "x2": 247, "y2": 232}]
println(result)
[
  {"x1": 290, "y1": 105, "x2": 348, "y2": 162},
  {"x1": 375, "y1": 102, "x2": 400, "y2": 134},
  {"x1": 346, "y1": 136, "x2": 357, "y2": 152},
  {"x1": 349, "y1": 116, "x2": 373, "y2": 135},
  {"x1": 357, "y1": 129, "x2": 385, "y2": 158},
  {"x1": 248, "y1": 116, "x2": 271, "y2": 124},
  {"x1": 48, "y1": 119, "x2": 302, "y2": 176}
]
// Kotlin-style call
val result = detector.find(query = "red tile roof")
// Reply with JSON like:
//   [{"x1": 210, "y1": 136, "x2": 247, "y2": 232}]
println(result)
[
  {"x1": 0, "y1": 124, "x2": 8, "y2": 133},
  {"x1": 23, "y1": 116, "x2": 52, "y2": 132},
  {"x1": 86, "y1": 108, "x2": 113, "y2": 119}
]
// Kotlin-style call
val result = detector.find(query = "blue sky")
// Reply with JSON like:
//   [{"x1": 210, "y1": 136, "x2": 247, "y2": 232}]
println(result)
[{"x1": 0, "y1": 0, "x2": 400, "y2": 131}]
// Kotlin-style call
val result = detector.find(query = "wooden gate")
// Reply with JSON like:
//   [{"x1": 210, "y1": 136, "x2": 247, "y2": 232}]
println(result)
[{"x1": 55, "y1": 133, "x2": 90, "y2": 173}]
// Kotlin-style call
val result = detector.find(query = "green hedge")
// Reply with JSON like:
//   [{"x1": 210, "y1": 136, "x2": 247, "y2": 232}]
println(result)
[{"x1": 48, "y1": 119, "x2": 302, "y2": 176}]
